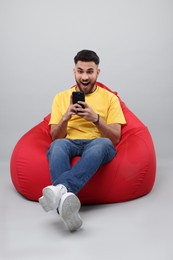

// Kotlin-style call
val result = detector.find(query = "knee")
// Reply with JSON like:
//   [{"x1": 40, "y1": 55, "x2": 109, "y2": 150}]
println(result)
[
  {"x1": 50, "y1": 139, "x2": 70, "y2": 149},
  {"x1": 47, "y1": 139, "x2": 69, "y2": 156},
  {"x1": 96, "y1": 138, "x2": 114, "y2": 149},
  {"x1": 90, "y1": 138, "x2": 116, "y2": 156},
  {"x1": 87, "y1": 138, "x2": 116, "y2": 162}
]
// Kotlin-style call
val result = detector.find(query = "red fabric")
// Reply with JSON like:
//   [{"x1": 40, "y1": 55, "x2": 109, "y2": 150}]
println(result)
[{"x1": 10, "y1": 82, "x2": 156, "y2": 204}]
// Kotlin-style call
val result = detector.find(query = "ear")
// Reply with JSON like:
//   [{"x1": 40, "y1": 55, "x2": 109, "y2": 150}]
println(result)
[
  {"x1": 97, "y1": 68, "x2": 100, "y2": 76},
  {"x1": 73, "y1": 68, "x2": 76, "y2": 75}
]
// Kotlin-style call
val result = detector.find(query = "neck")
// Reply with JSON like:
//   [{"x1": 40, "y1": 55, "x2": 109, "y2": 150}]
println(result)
[{"x1": 75, "y1": 84, "x2": 97, "y2": 94}]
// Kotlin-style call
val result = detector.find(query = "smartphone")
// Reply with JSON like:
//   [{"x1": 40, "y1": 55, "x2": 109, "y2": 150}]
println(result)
[{"x1": 72, "y1": 91, "x2": 85, "y2": 108}]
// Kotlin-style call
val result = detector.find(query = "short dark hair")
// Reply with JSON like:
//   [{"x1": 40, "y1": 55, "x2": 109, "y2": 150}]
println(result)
[{"x1": 74, "y1": 49, "x2": 100, "y2": 65}]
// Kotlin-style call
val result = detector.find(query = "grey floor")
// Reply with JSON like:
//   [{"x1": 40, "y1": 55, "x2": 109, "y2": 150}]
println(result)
[{"x1": 1, "y1": 159, "x2": 173, "y2": 260}]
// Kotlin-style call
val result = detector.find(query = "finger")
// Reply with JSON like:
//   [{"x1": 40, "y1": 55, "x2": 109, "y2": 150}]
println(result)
[
  {"x1": 77, "y1": 107, "x2": 85, "y2": 113},
  {"x1": 74, "y1": 103, "x2": 82, "y2": 109},
  {"x1": 77, "y1": 111, "x2": 86, "y2": 117},
  {"x1": 78, "y1": 101, "x2": 87, "y2": 108}
]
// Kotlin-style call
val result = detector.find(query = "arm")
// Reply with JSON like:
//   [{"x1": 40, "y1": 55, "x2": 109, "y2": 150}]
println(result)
[
  {"x1": 50, "y1": 117, "x2": 68, "y2": 141},
  {"x1": 50, "y1": 95, "x2": 77, "y2": 141},
  {"x1": 94, "y1": 118, "x2": 121, "y2": 146},
  {"x1": 77, "y1": 101, "x2": 121, "y2": 146}
]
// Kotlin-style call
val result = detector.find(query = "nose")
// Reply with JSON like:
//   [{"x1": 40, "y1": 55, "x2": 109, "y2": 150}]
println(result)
[{"x1": 81, "y1": 73, "x2": 89, "y2": 81}]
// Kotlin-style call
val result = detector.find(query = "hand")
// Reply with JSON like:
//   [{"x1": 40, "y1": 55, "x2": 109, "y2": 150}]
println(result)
[
  {"x1": 76, "y1": 101, "x2": 98, "y2": 123},
  {"x1": 63, "y1": 95, "x2": 80, "y2": 121}
]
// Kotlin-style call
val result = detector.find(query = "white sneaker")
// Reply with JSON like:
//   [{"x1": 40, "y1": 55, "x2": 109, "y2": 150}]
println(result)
[
  {"x1": 58, "y1": 193, "x2": 83, "y2": 232},
  {"x1": 39, "y1": 185, "x2": 67, "y2": 212}
]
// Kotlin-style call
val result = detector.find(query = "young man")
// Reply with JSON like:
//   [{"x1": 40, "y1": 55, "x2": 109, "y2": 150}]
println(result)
[{"x1": 39, "y1": 50, "x2": 126, "y2": 231}]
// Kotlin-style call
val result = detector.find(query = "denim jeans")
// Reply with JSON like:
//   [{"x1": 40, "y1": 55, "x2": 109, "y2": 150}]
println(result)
[{"x1": 47, "y1": 138, "x2": 116, "y2": 194}]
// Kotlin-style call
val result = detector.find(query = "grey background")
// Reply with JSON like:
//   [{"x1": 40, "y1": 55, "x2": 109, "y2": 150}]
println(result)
[
  {"x1": 1, "y1": 0, "x2": 173, "y2": 162},
  {"x1": 1, "y1": 0, "x2": 173, "y2": 259}
]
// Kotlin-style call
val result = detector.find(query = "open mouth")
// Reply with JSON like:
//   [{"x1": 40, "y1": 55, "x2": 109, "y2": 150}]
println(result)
[{"x1": 81, "y1": 82, "x2": 90, "y2": 87}]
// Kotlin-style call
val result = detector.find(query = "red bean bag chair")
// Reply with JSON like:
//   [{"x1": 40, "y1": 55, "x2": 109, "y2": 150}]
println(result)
[{"x1": 10, "y1": 82, "x2": 156, "y2": 204}]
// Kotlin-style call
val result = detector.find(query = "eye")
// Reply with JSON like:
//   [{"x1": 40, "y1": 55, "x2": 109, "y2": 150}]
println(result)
[
  {"x1": 77, "y1": 70, "x2": 83, "y2": 74},
  {"x1": 87, "y1": 70, "x2": 94, "y2": 74}
]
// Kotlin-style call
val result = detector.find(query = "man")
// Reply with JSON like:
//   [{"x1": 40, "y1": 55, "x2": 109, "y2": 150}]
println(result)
[{"x1": 39, "y1": 50, "x2": 126, "y2": 231}]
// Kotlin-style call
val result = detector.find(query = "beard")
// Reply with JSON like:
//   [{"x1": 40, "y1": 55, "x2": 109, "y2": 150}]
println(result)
[{"x1": 75, "y1": 79, "x2": 97, "y2": 94}]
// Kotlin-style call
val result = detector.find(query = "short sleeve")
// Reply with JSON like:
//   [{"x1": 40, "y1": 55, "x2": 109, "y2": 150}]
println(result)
[
  {"x1": 107, "y1": 95, "x2": 126, "y2": 125},
  {"x1": 49, "y1": 94, "x2": 63, "y2": 125}
]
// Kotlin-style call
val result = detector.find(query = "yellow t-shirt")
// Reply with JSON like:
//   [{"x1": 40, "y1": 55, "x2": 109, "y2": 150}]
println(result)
[{"x1": 49, "y1": 85, "x2": 126, "y2": 140}]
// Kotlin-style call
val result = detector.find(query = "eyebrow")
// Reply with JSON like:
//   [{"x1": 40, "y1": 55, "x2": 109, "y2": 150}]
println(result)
[{"x1": 77, "y1": 67, "x2": 94, "y2": 71}]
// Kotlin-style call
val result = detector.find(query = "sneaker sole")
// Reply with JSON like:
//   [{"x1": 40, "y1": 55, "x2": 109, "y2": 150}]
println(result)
[{"x1": 59, "y1": 193, "x2": 83, "y2": 232}]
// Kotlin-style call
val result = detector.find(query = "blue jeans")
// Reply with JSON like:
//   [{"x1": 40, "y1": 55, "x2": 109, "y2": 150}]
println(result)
[{"x1": 47, "y1": 138, "x2": 116, "y2": 194}]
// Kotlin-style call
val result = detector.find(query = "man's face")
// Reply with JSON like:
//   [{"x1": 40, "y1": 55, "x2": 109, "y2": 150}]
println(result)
[{"x1": 73, "y1": 61, "x2": 100, "y2": 94}]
